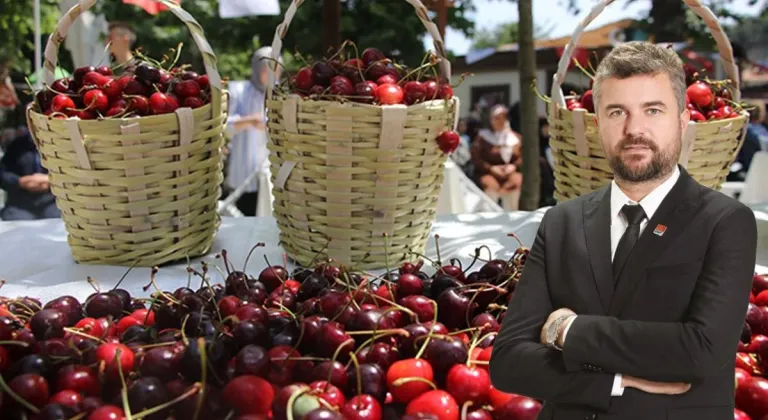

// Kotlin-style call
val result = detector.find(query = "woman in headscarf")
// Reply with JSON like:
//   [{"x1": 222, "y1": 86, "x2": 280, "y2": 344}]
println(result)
[
  {"x1": 471, "y1": 104, "x2": 523, "y2": 211},
  {"x1": 226, "y1": 46, "x2": 281, "y2": 216}
]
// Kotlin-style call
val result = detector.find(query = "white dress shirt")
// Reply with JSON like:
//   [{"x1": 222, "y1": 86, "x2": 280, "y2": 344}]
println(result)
[{"x1": 562, "y1": 166, "x2": 681, "y2": 397}]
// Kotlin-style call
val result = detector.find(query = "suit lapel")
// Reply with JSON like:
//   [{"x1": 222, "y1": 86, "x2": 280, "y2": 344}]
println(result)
[
  {"x1": 608, "y1": 168, "x2": 702, "y2": 317},
  {"x1": 583, "y1": 187, "x2": 614, "y2": 313}
]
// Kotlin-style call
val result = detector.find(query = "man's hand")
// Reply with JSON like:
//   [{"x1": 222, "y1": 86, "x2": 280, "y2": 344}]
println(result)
[
  {"x1": 540, "y1": 308, "x2": 576, "y2": 345},
  {"x1": 490, "y1": 165, "x2": 506, "y2": 178},
  {"x1": 622, "y1": 375, "x2": 691, "y2": 395},
  {"x1": 19, "y1": 174, "x2": 49, "y2": 193}
]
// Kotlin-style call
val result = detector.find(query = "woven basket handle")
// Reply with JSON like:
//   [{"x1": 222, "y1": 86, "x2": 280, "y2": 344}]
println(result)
[
  {"x1": 43, "y1": 0, "x2": 224, "y2": 115},
  {"x1": 266, "y1": 0, "x2": 452, "y2": 100},
  {"x1": 551, "y1": 0, "x2": 741, "y2": 109}
]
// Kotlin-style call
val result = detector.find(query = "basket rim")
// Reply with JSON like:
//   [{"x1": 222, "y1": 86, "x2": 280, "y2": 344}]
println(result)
[{"x1": 268, "y1": 93, "x2": 458, "y2": 111}]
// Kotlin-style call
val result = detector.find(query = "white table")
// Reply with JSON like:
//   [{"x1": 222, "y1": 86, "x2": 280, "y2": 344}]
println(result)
[{"x1": 0, "y1": 211, "x2": 548, "y2": 302}]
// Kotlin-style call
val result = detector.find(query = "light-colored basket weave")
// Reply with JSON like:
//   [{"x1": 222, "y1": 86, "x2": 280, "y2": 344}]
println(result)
[
  {"x1": 26, "y1": 0, "x2": 228, "y2": 267},
  {"x1": 548, "y1": 0, "x2": 748, "y2": 202},
  {"x1": 265, "y1": 0, "x2": 459, "y2": 269}
]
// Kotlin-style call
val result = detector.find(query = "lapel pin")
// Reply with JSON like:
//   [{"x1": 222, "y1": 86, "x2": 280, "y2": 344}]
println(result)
[{"x1": 653, "y1": 224, "x2": 667, "y2": 236}]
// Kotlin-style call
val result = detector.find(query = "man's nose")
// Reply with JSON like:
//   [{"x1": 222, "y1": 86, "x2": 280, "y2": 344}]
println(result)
[{"x1": 623, "y1": 112, "x2": 647, "y2": 137}]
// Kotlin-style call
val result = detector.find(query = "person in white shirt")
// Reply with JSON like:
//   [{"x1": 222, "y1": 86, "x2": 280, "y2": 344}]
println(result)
[{"x1": 490, "y1": 41, "x2": 757, "y2": 420}]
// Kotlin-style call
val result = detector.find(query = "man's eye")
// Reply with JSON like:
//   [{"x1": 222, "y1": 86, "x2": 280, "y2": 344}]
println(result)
[
  {"x1": 609, "y1": 110, "x2": 623, "y2": 118},
  {"x1": 647, "y1": 108, "x2": 661, "y2": 115}
]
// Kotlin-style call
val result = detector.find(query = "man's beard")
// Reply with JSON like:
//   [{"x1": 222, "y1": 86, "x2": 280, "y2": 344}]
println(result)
[{"x1": 608, "y1": 133, "x2": 681, "y2": 183}]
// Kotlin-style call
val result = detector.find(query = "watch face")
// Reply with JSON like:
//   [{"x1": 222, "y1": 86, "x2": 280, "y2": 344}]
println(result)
[{"x1": 546, "y1": 322, "x2": 558, "y2": 345}]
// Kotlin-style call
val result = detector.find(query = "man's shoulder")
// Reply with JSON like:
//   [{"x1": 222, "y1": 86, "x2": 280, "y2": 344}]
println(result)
[
  {"x1": 542, "y1": 187, "x2": 606, "y2": 220},
  {"x1": 696, "y1": 184, "x2": 755, "y2": 223}
]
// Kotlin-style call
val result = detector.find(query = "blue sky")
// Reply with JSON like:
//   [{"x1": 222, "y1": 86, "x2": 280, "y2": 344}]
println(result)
[{"x1": 425, "y1": 0, "x2": 765, "y2": 56}]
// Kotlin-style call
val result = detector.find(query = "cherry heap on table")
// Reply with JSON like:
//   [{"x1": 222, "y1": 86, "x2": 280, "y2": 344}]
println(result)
[
  {"x1": 32, "y1": 45, "x2": 212, "y2": 120},
  {"x1": 0, "y1": 234, "x2": 546, "y2": 420}
]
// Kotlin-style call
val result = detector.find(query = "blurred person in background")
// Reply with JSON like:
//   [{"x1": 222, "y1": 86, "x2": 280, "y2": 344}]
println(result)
[
  {"x1": 0, "y1": 130, "x2": 59, "y2": 220},
  {"x1": 539, "y1": 117, "x2": 556, "y2": 207},
  {"x1": 451, "y1": 118, "x2": 471, "y2": 169},
  {"x1": 727, "y1": 100, "x2": 765, "y2": 181},
  {"x1": 225, "y1": 47, "x2": 280, "y2": 216},
  {"x1": 106, "y1": 22, "x2": 136, "y2": 69},
  {"x1": 471, "y1": 104, "x2": 523, "y2": 210}
]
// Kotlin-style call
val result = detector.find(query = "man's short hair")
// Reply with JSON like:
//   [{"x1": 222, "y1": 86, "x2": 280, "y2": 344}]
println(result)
[
  {"x1": 108, "y1": 22, "x2": 137, "y2": 46},
  {"x1": 592, "y1": 41, "x2": 687, "y2": 113}
]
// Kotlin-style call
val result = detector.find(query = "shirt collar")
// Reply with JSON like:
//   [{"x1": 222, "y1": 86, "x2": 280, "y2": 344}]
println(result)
[{"x1": 610, "y1": 165, "x2": 680, "y2": 221}]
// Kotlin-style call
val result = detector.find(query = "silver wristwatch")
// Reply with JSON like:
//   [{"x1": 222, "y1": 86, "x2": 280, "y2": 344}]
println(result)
[{"x1": 545, "y1": 314, "x2": 574, "y2": 351}]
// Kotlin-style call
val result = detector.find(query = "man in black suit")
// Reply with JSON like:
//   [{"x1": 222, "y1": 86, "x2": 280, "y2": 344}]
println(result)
[{"x1": 489, "y1": 41, "x2": 757, "y2": 420}]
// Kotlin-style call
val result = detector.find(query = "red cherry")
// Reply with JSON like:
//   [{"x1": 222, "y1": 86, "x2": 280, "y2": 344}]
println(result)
[
  {"x1": 423, "y1": 80, "x2": 439, "y2": 100},
  {"x1": 196, "y1": 74, "x2": 210, "y2": 90},
  {"x1": 82, "y1": 71, "x2": 108, "y2": 87},
  {"x1": 707, "y1": 109, "x2": 723, "y2": 120},
  {"x1": 101, "y1": 80, "x2": 122, "y2": 101},
  {"x1": 689, "y1": 109, "x2": 706, "y2": 122},
  {"x1": 567, "y1": 101, "x2": 585, "y2": 111},
  {"x1": 580, "y1": 90, "x2": 594, "y2": 113},
  {"x1": 116, "y1": 316, "x2": 142, "y2": 335},
  {"x1": 734, "y1": 408, "x2": 750, "y2": 420},
  {"x1": 51, "y1": 78, "x2": 71, "y2": 93},
  {"x1": 97, "y1": 66, "x2": 112, "y2": 76},
  {"x1": 735, "y1": 376, "x2": 768, "y2": 419},
  {"x1": 493, "y1": 395, "x2": 542, "y2": 420},
  {"x1": 95, "y1": 343, "x2": 134, "y2": 380},
  {"x1": 309, "y1": 380, "x2": 346, "y2": 408},
  {"x1": 329, "y1": 75, "x2": 354, "y2": 96},
  {"x1": 375, "y1": 83, "x2": 405, "y2": 105},
  {"x1": 122, "y1": 78, "x2": 149, "y2": 96},
  {"x1": 437, "y1": 83, "x2": 453, "y2": 99},
  {"x1": 386, "y1": 358, "x2": 434, "y2": 403},
  {"x1": 75, "y1": 110, "x2": 98, "y2": 120},
  {"x1": 183, "y1": 96, "x2": 205, "y2": 109},
  {"x1": 405, "y1": 390, "x2": 459, "y2": 420},
  {"x1": 487, "y1": 385, "x2": 516, "y2": 409},
  {"x1": 88, "y1": 405, "x2": 125, "y2": 420},
  {"x1": 50, "y1": 389, "x2": 83, "y2": 410},
  {"x1": 342, "y1": 394, "x2": 382, "y2": 420},
  {"x1": 9, "y1": 373, "x2": 49, "y2": 408},
  {"x1": 129, "y1": 309, "x2": 154, "y2": 326},
  {"x1": 436, "y1": 131, "x2": 460, "y2": 154},
  {"x1": 149, "y1": 92, "x2": 178, "y2": 115},
  {"x1": 403, "y1": 81, "x2": 427, "y2": 105},
  {"x1": 376, "y1": 74, "x2": 398, "y2": 85},
  {"x1": 83, "y1": 89, "x2": 109, "y2": 112},
  {"x1": 714, "y1": 97, "x2": 727, "y2": 108},
  {"x1": 222, "y1": 375, "x2": 274, "y2": 414},
  {"x1": 354, "y1": 81, "x2": 377, "y2": 103},
  {"x1": 128, "y1": 96, "x2": 150, "y2": 116},
  {"x1": 218, "y1": 296, "x2": 242, "y2": 317},
  {"x1": 174, "y1": 79, "x2": 202, "y2": 98},
  {"x1": 735, "y1": 367, "x2": 751, "y2": 390},
  {"x1": 445, "y1": 364, "x2": 491, "y2": 404},
  {"x1": 294, "y1": 67, "x2": 314, "y2": 91},
  {"x1": 362, "y1": 48, "x2": 386, "y2": 66},
  {"x1": 686, "y1": 81, "x2": 714, "y2": 108},
  {"x1": 51, "y1": 95, "x2": 75, "y2": 113}
]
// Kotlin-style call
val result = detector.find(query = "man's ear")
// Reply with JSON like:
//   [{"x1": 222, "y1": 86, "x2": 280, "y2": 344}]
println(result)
[
  {"x1": 680, "y1": 107, "x2": 690, "y2": 131},
  {"x1": 594, "y1": 115, "x2": 599, "y2": 126}
]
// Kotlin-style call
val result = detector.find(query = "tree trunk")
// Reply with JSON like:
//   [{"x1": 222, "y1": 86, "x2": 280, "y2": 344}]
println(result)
[
  {"x1": 648, "y1": 0, "x2": 687, "y2": 42},
  {"x1": 322, "y1": 0, "x2": 341, "y2": 55},
  {"x1": 517, "y1": 0, "x2": 540, "y2": 210}
]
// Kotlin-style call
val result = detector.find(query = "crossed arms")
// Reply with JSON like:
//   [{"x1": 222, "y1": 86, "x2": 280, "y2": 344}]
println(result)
[{"x1": 488, "y1": 205, "x2": 757, "y2": 412}]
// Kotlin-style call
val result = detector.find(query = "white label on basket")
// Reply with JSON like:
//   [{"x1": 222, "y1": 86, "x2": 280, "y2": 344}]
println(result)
[
  {"x1": 275, "y1": 160, "x2": 298, "y2": 190},
  {"x1": 65, "y1": 119, "x2": 92, "y2": 171},
  {"x1": 718, "y1": 122, "x2": 734, "y2": 133},
  {"x1": 451, "y1": 97, "x2": 461, "y2": 132},
  {"x1": 282, "y1": 96, "x2": 299, "y2": 133},
  {"x1": 379, "y1": 105, "x2": 408, "y2": 150}
]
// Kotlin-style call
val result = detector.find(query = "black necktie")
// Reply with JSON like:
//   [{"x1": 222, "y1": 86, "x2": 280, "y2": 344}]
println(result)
[{"x1": 613, "y1": 204, "x2": 647, "y2": 282}]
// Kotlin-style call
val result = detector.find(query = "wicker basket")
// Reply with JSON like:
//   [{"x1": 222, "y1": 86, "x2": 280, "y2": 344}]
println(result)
[
  {"x1": 26, "y1": 0, "x2": 227, "y2": 267},
  {"x1": 264, "y1": 0, "x2": 459, "y2": 269},
  {"x1": 548, "y1": 0, "x2": 748, "y2": 202}
]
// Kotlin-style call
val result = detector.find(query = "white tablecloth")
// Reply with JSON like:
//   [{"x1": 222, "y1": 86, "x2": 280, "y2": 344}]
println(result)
[{"x1": 0, "y1": 211, "x2": 548, "y2": 302}]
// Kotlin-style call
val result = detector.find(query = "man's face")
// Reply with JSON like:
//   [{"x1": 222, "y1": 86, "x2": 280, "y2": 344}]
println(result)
[
  {"x1": 596, "y1": 73, "x2": 689, "y2": 183},
  {"x1": 107, "y1": 29, "x2": 128, "y2": 51}
]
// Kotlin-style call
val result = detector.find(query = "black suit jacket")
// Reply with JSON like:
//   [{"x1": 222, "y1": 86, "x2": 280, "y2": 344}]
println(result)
[
  {"x1": 489, "y1": 167, "x2": 757, "y2": 420},
  {"x1": 0, "y1": 132, "x2": 55, "y2": 211}
]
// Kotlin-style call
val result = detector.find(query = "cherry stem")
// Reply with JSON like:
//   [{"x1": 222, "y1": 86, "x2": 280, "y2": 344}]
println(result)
[
  {"x1": 572, "y1": 57, "x2": 595, "y2": 80},
  {"x1": 167, "y1": 42, "x2": 184, "y2": 71},
  {"x1": 369, "y1": 295, "x2": 416, "y2": 319},
  {"x1": 415, "y1": 301, "x2": 439, "y2": 360},
  {"x1": 391, "y1": 376, "x2": 438, "y2": 390},
  {"x1": 197, "y1": 262, "x2": 224, "y2": 324},
  {"x1": 112, "y1": 260, "x2": 139, "y2": 291},
  {"x1": 383, "y1": 233, "x2": 391, "y2": 279},
  {"x1": 220, "y1": 250, "x2": 233, "y2": 275},
  {"x1": 272, "y1": 356, "x2": 328, "y2": 362},
  {"x1": 461, "y1": 401, "x2": 474, "y2": 420},
  {"x1": 285, "y1": 389, "x2": 310, "y2": 420},
  {"x1": 193, "y1": 337, "x2": 208, "y2": 420},
  {"x1": 241, "y1": 242, "x2": 265, "y2": 274},
  {"x1": 263, "y1": 254, "x2": 286, "y2": 286},
  {"x1": 352, "y1": 329, "x2": 409, "y2": 357},
  {"x1": 461, "y1": 247, "x2": 484, "y2": 277},
  {"x1": 115, "y1": 348, "x2": 134, "y2": 420},
  {"x1": 407, "y1": 250, "x2": 439, "y2": 270},
  {"x1": 307, "y1": 234, "x2": 333, "y2": 268},
  {"x1": 399, "y1": 60, "x2": 439, "y2": 86},
  {"x1": 87, "y1": 277, "x2": 101, "y2": 293},
  {"x1": 63, "y1": 328, "x2": 105, "y2": 344},
  {"x1": 328, "y1": 337, "x2": 355, "y2": 384},
  {"x1": 0, "y1": 372, "x2": 39, "y2": 413},
  {"x1": 488, "y1": 303, "x2": 507, "y2": 312},
  {"x1": 349, "y1": 351, "x2": 363, "y2": 396},
  {"x1": 143, "y1": 267, "x2": 179, "y2": 305},
  {"x1": 0, "y1": 340, "x2": 29, "y2": 347},
  {"x1": 449, "y1": 326, "x2": 483, "y2": 336},
  {"x1": 434, "y1": 234, "x2": 442, "y2": 266}
]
